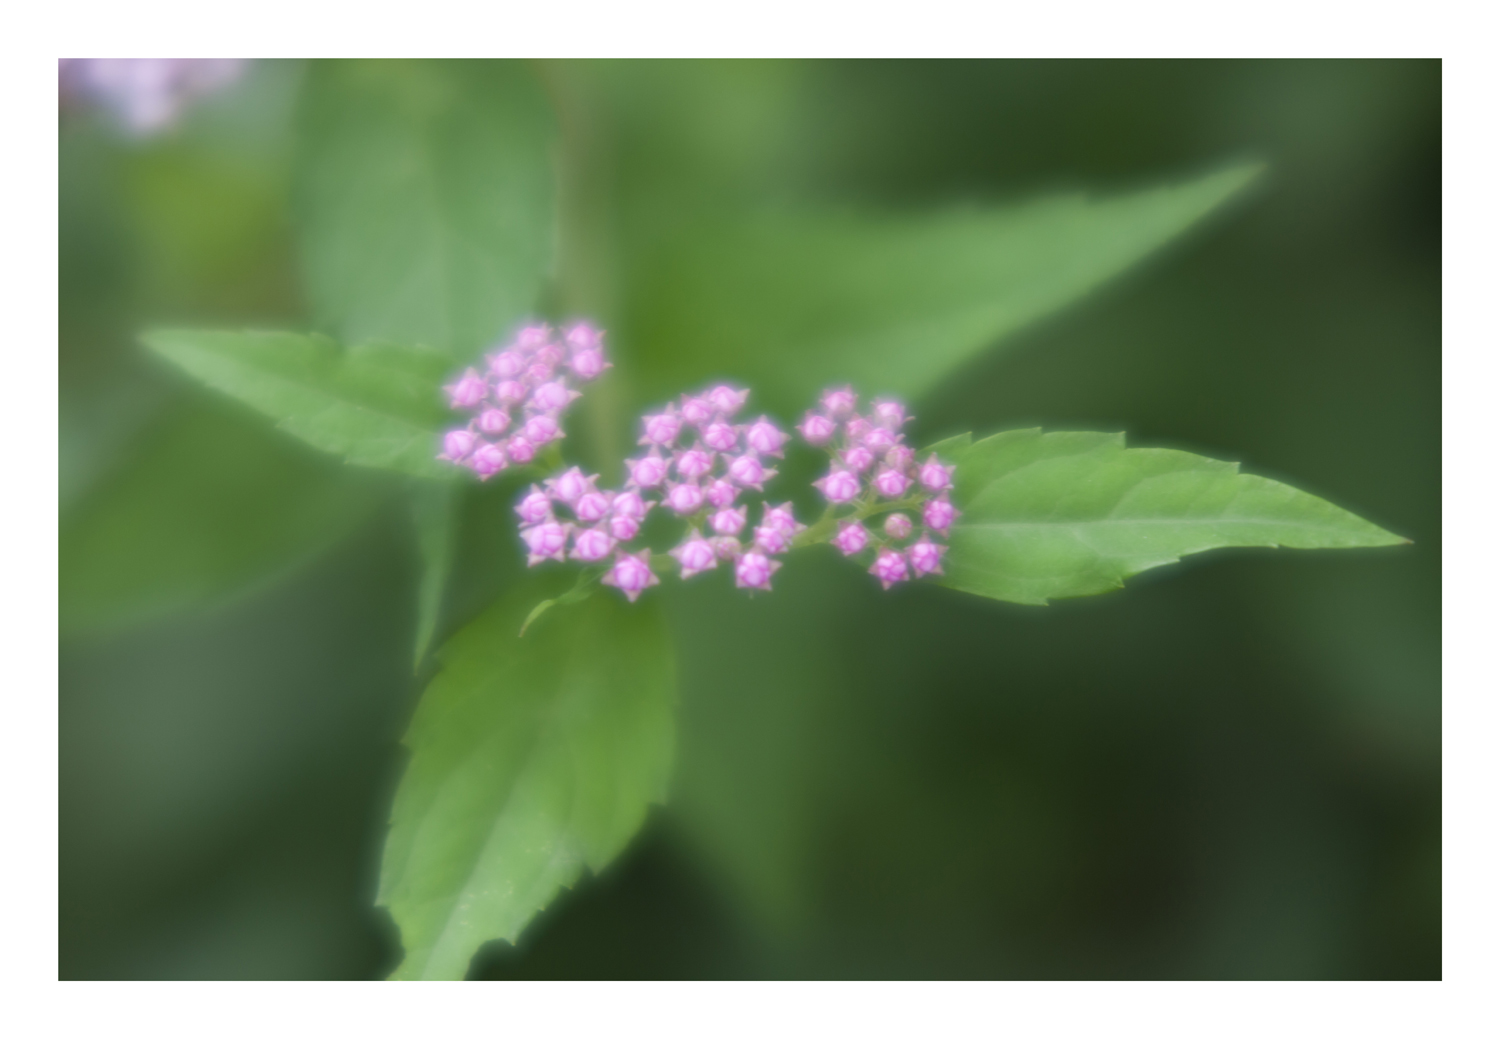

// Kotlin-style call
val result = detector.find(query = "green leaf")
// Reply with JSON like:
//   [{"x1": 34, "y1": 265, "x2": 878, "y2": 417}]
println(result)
[
  {"x1": 410, "y1": 482, "x2": 461, "y2": 668},
  {"x1": 379, "y1": 582, "x2": 676, "y2": 980},
  {"x1": 624, "y1": 164, "x2": 1260, "y2": 411},
  {"x1": 60, "y1": 395, "x2": 387, "y2": 632},
  {"x1": 296, "y1": 59, "x2": 556, "y2": 360},
  {"x1": 940, "y1": 429, "x2": 1407, "y2": 605},
  {"x1": 145, "y1": 329, "x2": 457, "y2": 479}
]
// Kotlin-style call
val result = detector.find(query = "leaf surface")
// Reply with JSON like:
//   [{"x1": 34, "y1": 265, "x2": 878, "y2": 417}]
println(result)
[
  {"x1": 379, "y1": 584, "x2": 675, "y2": 980},
  {"x1": 296, "y1": 59, "x2": 556, "y2": 360},
  {"x1": 939, "y1": 429, "x2": 1406, "y2": 605}
]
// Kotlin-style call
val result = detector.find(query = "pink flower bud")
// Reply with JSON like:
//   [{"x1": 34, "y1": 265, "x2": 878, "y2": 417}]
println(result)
[
  {"x1": 864, "y1": 427, "x2": 897, "y2": 453},
  {"x1": 873, "y1": 467, "x2": 911, "y2": 498},
  {"x1": 531, "y1": 380, "x2": 576, "y2": 412},
  {"x1": 675, "y1": 448, "x2": 714, "y2": 481},
  {"x1": 670, "y1": 535, "x2": 718, "y2": 579},
  {"x1": 711, "y1": 536, "x2": 742, "y2": 560},
  {"x1": 468, "y1": 442, "x2": 507, "y2": 479},
  {"x1": 711, "y1": 506, "x2": 748, "y2": 536},
  {"x1": 728, "y1": 454, "x2": 774, "y2": 490},
  {"x1": 745, "y1": 416, "x2": 788, "y2": 457},
  {"x1": 526, "y1": 362, "x2": 554, "y2": 383},
  {"x1": 571, "y1": 527, "x2": 616, "y2": 563},
  {"x1": 842, "y1": 446, "x2": 875, "y2": 473},
  {"x1": 495, "y1": 379, "x2": 528, "y2": 404},
  {"x1": 506, "y1": 435, "x2": 537, "y2": 464},
  {"x1": 569, "y1": 349, "x2": 608, "y2": 380},
  {"x1": 820, "y1": 386, "x2": 857, "y2": 417},
  {"x1": 516, "y1": 487, "x2": 553, "y2": 525},
  {"x1": 923, "y1": 496, "x2": 957, "y2": 534},
  {"x1": 908, "y1": 537, "x2": 947, "y2": 576},
  {"x1": 706, "y1": 479, "x2": 739, "y2": 508},
  {"x1": 797, "y1": 412, "x2": 837, "y2": 445},
  {"x1": 438, "y1": 429, "x2": 477, "y2": 461},
  {"x1": 523, "y1": 414, "x2": 561, "y2": 444},
  {"x1": 831, "y1": 521, "x2": 869, "y2": 556},
  {"x1": 444, "y1": 369, "x2": 487, "y2": 409},
  {"x1": 574, "y1": 491, "x2": 611, "y2": 523},
  {"x1": 612, "y1": 490, "x2": 650, "y2": 520},
  {"x1": 869, "y1": 548, "x2": 909, "y2": 590},
  {"x1": 535, "y1": 344, "x2": 564, "y2": 367},
  {"x1": 754, "y1": 525, "x2": 792, "y2": 555},
  {"x1": 516, "y1": 324, "x2": 553, "y2": 350},
  {"x1": 609, "y1": 515, "x2": 641, "y2": 541},
  {"x1": 885, "y1": 445, "x2": 915, "y2": 470},
  {"x1": 488, "y1": 351, "x2": 526, "y2": 379},
  {"x1": 884, "y1": 513, "x2": 913, "y2": 540},
  {"x1": 478, "y1": 408, "x2": 510, "y2": 435},
  {"x1": 703, "y1": 422, "x2": 739, "y2": 452},
  {"x1": 626, "y1": 452, "x2": 668, "y2": 488},
  {"x1": 814, "y1": 468, "x2": 862, "y2": 504},
  {"x1": 666, "y1": 482, "x2": 705, "y2": 516},
  {"x1": 872, "y1": 399, "x2": 908, "y2": 429},
  {"x1": 844, "y1": 417, "x2": 871, "y2": 443},
  {"x1": 546, "y1": 466, "x2": 595, "y2": 504},
  {"x1": 762, "y1": 504, "x2": 799, "y2": 535},
  {"x1": 521, "y1": 521, "x2": 570, "y2": 566},
  {"x1": 602, "y1": 549, "x2": 659, "y2": 602},
  {"x1": 735, "y1": 551, "x2": 780, "y2": 591},
  {"x1": 919, "y1": 455, "x2": 955, "y2": 492},
  {"x1": 680, "y1": 396, "x2": 714, "y2": 426},
  {"x1": 706, "y1": 385, "x2": 750, "y2": 416},
  {"x1": 640, "y1": 407, "x2": 683, "y2": 446},
  {"x1": 565, "y1": 322, "x2": 603, "y2": 351}
]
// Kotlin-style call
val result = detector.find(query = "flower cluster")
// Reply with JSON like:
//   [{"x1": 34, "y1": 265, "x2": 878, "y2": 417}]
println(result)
[
  {"x1": 799, "y1": 387, "x2": 959, "y2": 590},
  {"x1": 436, "y1": 322, "x2": 610, "y2": 480},
  {"x1": 514, "y1": 384, "x2": 802, "y2": 600},
  {"x1": 59, "y1": 59, "x2": 248, "y2": 136}
]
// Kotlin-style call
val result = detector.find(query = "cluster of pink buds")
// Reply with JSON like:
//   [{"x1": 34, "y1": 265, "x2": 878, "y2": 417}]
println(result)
[
  {"x1": 514, "y1": 383, "x2": 803, "y2": 600},
  {"x1": 436, "y1": 322, "x2": 611, "y2": 480},
  {"x1": 800, "y1": 386, "x2": 958, "y2": 590}
]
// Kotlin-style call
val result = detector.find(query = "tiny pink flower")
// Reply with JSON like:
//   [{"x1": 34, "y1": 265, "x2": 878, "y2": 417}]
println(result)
[
  {"x1": 506, "y1": 435, "x2": 537, "y2": 464},
  {"x1": 675, "y1": 448, "x2": 715, "y2": 481},
  {"x1": 761, "y1": 503, "x2": 801, "y2": 535},
  {"x1": 609, "y1": 515, "x2": 641, "y2": 541},
  {"x1": 844, "y1": 417, "x2": 872, "y2": 443},
  {"x1": 908, "y1": 537, "x2": 947, "y2": 576},
  {"x1": 706, "y1": 479, "x2": 739, "y2": 508},
  {"x1": 516, "y1": 324, "x2": 553, "y2": 350},
  {"x1": 814, "y1": 468, "x2": 862, "y2": 504},
  {"x1": 535, "y1": 343, "x2": 564, "y2": 368},
  {"x1": 923, "y1": 496, "x2": 957, "y2": 534},
  {"x1": 919, "y1": 455, "x2": 955, "y2": 493},
  {"x1": 516, "y1": 487, "x2": 553, "y2": 525},
  {"x1": 640, "y1": 407, "x2": 683, "y2": 446},
  {"x1": 831, "y1": 521, "x2": 869, "y2": 556},
  {"x1": 522, "y1": 521, "x2": 570, "y2": 566},
  {"x1": 872, "y1": 399, "x2": 908, "y2": 430},
  {"x1": 526, "y1": 362, "x2": 554, "y2": 383},
  {"x1": 797, "y1": 412, "x2": 838, "y2": 445},
  {"x1": 444, "y1": 369, "x2": 487, "y2": 409},
  {"x1": 602, "y1": 549, "x2": 659, "y2": 602},
  {"x1": 745, "y1": 416, "x2": 788, "y2": 457},
  {"x1": 546, "y1": 466, "x2": 595, "y2": 504},
  {"x1": 869, "y1": 548, "x2": 909, "y2": 590},
  {"x1": 842, "y1": 445, "x2": 875, "y2": 473},
  {"x1": 711, "y1": 506, "x2": 748, "y2": 536},
  {"x1": 711, "y1": 536, "x2": 742, "y2": 560},
  {"x1": 666, "y1": 482, "x2": 705, "y2": 516},
  {"x1": 488, "y1": 350, "x2": 526, "y2": 379},
  {"x1": 873, "y1": 467, "x2": 911, "y2": 498},
  {"x1": 571, "y1": 527, "x2": 616, "y2": 563},
  {"x1": 728, "y1": 454, "x2": 774, "y2": 490},
  {"x1": 864, "y1": 427, "x2": 897, "y2": 453},
  {"x1": 574, "y1": 491, "x2": 611, "y2": 523},
  {"x1": 735, "y1": 551, "x2": 780, "y2": 591},
  {"x1": 820, "y1": 386, "x2": 857, "y2": 417},
  {"x1": 612, "y1": 490, "x2": 650, "y2": 520},
  {"x1": 884, "y1": 513, "x2": 913, "y2": 540},
  {"x1": 523, "y1": 413, "x2": 561, "y2": 444},
  {"x1": 626, "y1": 452, "x2": 668, "y2": 488},
  {"x1": 706, "y1": 385, "x2": 750, "y2": 416},
  {"x1": 478, "y1": 408, "x2": 510, "y2": 435},
  {"x1": 885, "y1": 445, "x2": 915, "y2": 470},
  {"x1": 468, "y1": 442, "x2": 507, "y2": 479},
  {"x1": 532, "y1": 380, "x2": 577, "y2": 412},
  {"x1": 680, "y1": 395, "x2": 715, "y2": 426},
  {"x1": 565, "y1": 322, "x2": 603, "y2": 351},
  {"x1": 438, "y1": 429, "x2": 477, "y2": 461},
  {"x1": 569, "y1": 349, "x2": 608, "y2": 380},
  {"x1": 670, "y1": 535, "x2": 718, "y2": 579},
  {"x1": 703, "y1": 422, "x2": 739, "y2": 452},
  {"x1": 495, "y1": 379, "x2": 528, "y2": 403},
  {"x1": 754, "y1": 525, "x2": 792, "y2": 555}
]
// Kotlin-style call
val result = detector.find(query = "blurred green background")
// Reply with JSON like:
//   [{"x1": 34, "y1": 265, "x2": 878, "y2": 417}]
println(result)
[{"x1": 58, "y1": 60, "x2": 1439, "y2": 979}]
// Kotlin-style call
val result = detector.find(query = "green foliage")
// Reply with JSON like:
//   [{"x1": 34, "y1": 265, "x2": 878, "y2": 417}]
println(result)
[
  {"x1": 624, "y1": 164, "x2": 1260, "y2": 411},
  {"x1": 938, "y1": 429, "x2": 1406, "y2": 605},
  {"x1": 296, "y1": 59, "x2": 556, "y2": 360},
  {"x1": 379, "y1": 583, "x2": 676, "y2": 980},
  {"x1": 145, "y1": 329, "x2": 456, "y2": 479},
  {"x1": 60, "y1": 395, "x2": 388, "y2": 631},
  {"x1": 410, "y1": 483, "x2": 460, "y2": 667}
]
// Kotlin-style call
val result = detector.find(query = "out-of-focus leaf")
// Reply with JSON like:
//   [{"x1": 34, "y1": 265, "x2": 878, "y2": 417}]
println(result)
[
  {"x1": 296, "y1": 59, "x2": 556, "y2": 360},
  {"x1": 624, "y1": 164, "x2": 1260, "y2": 411},
  {"x1": 145, "y1": 329, "x2": 456, "y2": 479},
  {"x1": 410, "y1": 482, "x2": 459, "y2": 668},
  {"x1": 940, "y1": 429, "x2": 1406, "y2": 605},
  {"x1": 60, "y1": 395, "x2": 388, "y2": 632},
  {"x1": 379, "y1": 583, "x2": 675, "y2": 980}
]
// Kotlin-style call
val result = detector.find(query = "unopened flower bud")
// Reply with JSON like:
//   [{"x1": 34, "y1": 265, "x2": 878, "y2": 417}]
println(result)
[
  {"x1": 680, "y1": 396, "x2": 714, "y2": 426},
  {"x1": 919, "y1": 455, "x2": 955, "y2": 492},
  {"x1": 729, "y1": 454, "x2": 774, "y2": 490},
  {"x1": 670, "y1": 535, "x2": 718, "y2": 579},
  {"x1": 439, "y1": 429, "x2": 477, "y2": 461},
  {"x1": 571, "y1": 528, "x2": 616, "y2": 563},
  {"x1": 711, "y1": 506, "x2": 748, "y2": 536},
  {"x1": 626, "y1": 453, "x2": 668, "y2": 488},
  {"x1": 516, "y1": 487, "x2": 553, "y2": 525},
  {"x1": 612, "y1": 490, "x2": 650, "y2": 520},
  {"x1": 814, "y1": 468, "x2": 862, "y2": 504},
  {"x1": 754, "y1": 525, "x2": 792, "y2": 554},
  {"x1": 565, "y1": 322, "x2": 603, "y2": 351},
  {"x1": 523, "y1": 414, "x2": 561, "y2": 444},
  {"x1": 468, "y1": 443, "x2": 507, "y2": 479},
  {"x1": 869, "y1": 548, "x2": 909, "y2": 590},
  {"x1": 761, "y1": 503, "x2": 800, "y2": 535},
  {"x1": 495, "y1": 380, "x2": 527, "y2": 404},
  {"x1": 884, "y1": 513, "x2": 913, "y2": 540},
  {"x1": 864, "y1": 427, "x2": 897, "y2": 453},
  {"x1": 547, "y1": 466, "x2": 595, "y2": 504},
  {"x1": 873, "y1": 467, "x2": 911, "y2": 498},
  {"x1": 832, "y1": 521, "x2": 869, "y2": 556},
  {"x1": 641, "y1": 408, "x2": 683, "y2": 446},
  {"x1": 706, "y1": 479, "x2": 739, "y2": 508},
  {"x1": 506, "y1": 435, "x2": 537, "y2": 464},
  {"x1": 872, "y1": 400, "x2": 908, "y2": 430},
  {"x1": 798, "y1": 412, "x2": 837, "y2": 445},
  {"x1": 521, "y1": 522, "x2": 570, "y2": 566},
  {"x1": 609, "y1": 515, "x2": 641, "y2": 541},
  {"x1": 923, "y1": 496, "x2": 957, "y2": 533},
  {"x1": 675, "y1": 448, "x2": 714, "y2": 481},
  {"x1": 478, "y1": 409, "x2": 510, "y2": 435},
  {"x1": 843, "y1": 446, "x2": 875, "y2": 473},
  {"x1": 745, "y1": 416, "x2": 788, "y2": 457},
  {"x1": 885, "y1": 445, "x2": 915, "y2": 470},
  {"x1": 532, "y1": 380, "x2": 576, "y2": 412},
  {"x1": 602, "y1": 549, "x2": 659, "y2": 602},
  {"x1": 574, "y1": 491, "x2": 611, "y2": 523},
  {"x1": 703, "y1": 422, "x2": 739, "y2": 452},
  {"x1": 735, "y1": 551, "x2": 780, "y2": 591},
  {"x1": 845, "y1": 417, "x2": 871, "y2": 443},
  {"x1": 444, "y1": 369, "x2": 487, "y2": 409},
  {"x1": 706, "y1": 385, "x2": 750, "y2": 416},
  {"x1": 908, "y1": 537, "x2": 947, "y2": 576},
  {"x1": 820, "y1": 386, "x2": 857, "y2": 416},
  {"x1": 489, "y1": 350, "x2": 526, "y2": 378},
  {"x1": 666, "y1": 482, "x2": 705, "y2": 515}
]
